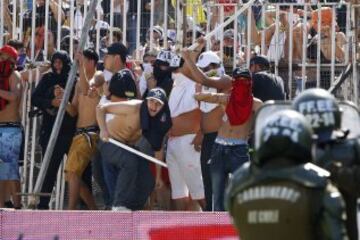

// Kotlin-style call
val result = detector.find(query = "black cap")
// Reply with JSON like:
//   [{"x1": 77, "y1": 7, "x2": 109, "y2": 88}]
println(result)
[
  {"x1": 232, "y1": 68, "x2": 251, "y2": 79},
  {"x1": 250, "y1": 55, "x2": 270, "y2": 68},
  {"x1": 102, "y1": 42, "x2": 128, "y2": 62},
  {"x1": 83, "y1": 48, "x2": 99, "y2": 63},
  {"x1": 109, "y1": 71, "x2": 137, "y2": 99},
  {"x1": 146, "y1": 88, "x2": 167, "y2": 105}
]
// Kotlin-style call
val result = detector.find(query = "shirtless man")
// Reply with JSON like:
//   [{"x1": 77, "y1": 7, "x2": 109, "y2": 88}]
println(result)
[
  {"x1": 182, "y1": 48, "x2": 232, "y2": 211},
  {"x1": 193, "y1": 67, "x2": 262, "y2": 211},
  {"x1": 97, "y1": 75, "x2": 169, "y2": 210},
  {"x1": 0, "y1": 45, "x2": 23, "y2": 208},
  {"x1": 62, "y1": 48, "x2": 102, "y2": 210},
  {"x1": 84, "y1": 42, "x2": 131, "y2": 210}
]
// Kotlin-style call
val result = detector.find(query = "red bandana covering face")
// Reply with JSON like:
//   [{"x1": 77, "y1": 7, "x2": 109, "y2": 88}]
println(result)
[
  {"x1": 225, "y1": 77, "x2": 253, "y2": 126},
  {"x1": 0, "y1": 45, "x2": 18, "y2": 111},
  {"x1": 0, "y1": 60, "x2": 15, "y2": 111}
]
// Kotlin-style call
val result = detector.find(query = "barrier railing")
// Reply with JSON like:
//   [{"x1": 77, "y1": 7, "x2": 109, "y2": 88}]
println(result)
[{"x1": 0, "y1": 0, "x2": 359, "y2": 209}]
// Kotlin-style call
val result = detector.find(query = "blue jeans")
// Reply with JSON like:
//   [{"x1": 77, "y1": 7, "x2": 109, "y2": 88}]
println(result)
[
  {"x1": 101, "y1": 141, "x2": 154, "y2": 210},
  {"x1": 92, "y1": 140, "x2": 111, "y2": 208},
  {"x1": 0, "y1": 125, "x2": 22, "y2": 180},
  {"x1": 210, "y1": 142, "x2": 249, "y2": 211},
  {"x1": 200, "y1": 132, "x2": 217, "y2": 211}
]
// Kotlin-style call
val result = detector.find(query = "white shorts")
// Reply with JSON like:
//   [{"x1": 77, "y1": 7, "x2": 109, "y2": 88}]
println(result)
[{"x1": 166, "y1": 134, "x2": 205, "y2": 200}]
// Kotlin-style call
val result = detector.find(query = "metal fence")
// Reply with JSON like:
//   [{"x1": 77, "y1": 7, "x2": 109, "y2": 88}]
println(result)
[{"x1": 0, "y1": 0, "x2": 359, "y2": 209}]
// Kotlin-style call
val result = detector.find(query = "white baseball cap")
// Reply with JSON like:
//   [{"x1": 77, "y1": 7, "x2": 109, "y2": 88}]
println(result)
[{"x1": 196, "y1": 51, "x2": 221, "y2": 68}]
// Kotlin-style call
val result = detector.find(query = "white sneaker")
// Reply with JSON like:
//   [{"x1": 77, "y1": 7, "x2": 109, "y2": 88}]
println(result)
[{"x1": 111, "y1": 206, "x2": 131, "y2": 212}]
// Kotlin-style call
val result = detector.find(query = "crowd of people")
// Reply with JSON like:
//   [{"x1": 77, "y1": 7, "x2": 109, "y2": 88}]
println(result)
[{"x1": 0, "y1": 0, "x2": 359, "y2": 239}]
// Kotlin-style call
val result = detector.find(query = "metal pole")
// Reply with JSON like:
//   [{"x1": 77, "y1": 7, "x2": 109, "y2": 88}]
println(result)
[
  {"x1": 32, "y1": 0, "x2": 99, "y2": 198},
  {"x1": 219, "y1": 6, "x2": 224, "y2": 61},
  {"x1": 352, "y1": 3, "x2": 359, "y2": 105},
  {"x1": 28, "y1": 70, "x2": 41, "y2": 194},
  {"x1": 26, "y1": 0, "x2": 37, "y2": 201},
  {"x1": 205, "y1": 2, "x2": 211, "y2": 51},
  {"x1": 316, "y1": 3, "x2": 321, "y2": 88},
  {"x1": 176, "y1": 0, "x2": 182, "y2": 47},
  {"x1": 301, "y1": 4, "x2": 308, "y2": 93},
  {"x1": 19, "y1": 0, "x2": 24, "y2": 41},
  {"x1": 188, "y1": 0, "x2": 256, "y2": 50},
  {"x1": 274, "y1": 5, "x2": 280, "y2": 76},
  {"x1": 288, "y1": 5, "x2": 294, "y2": 100},
  {"x1": 182, "y1": 1, "x2": 187, "y2": 48},
  {"x1": 164, "y1": 0, "x2": 169, "y2": 49},
  {"x1": 150, "y1": 0, "x2": 155, "y2": 50},
  {"x1": 136, "y1": 0, "x2": 141, "y2": 59},
  {"x1": 59, "y1": 157, "x2": 66, "y2": 209},
  {"x1": 70, "y1": 0, "x2": 75, "y2": 59},
  {"x1": 345, "y1": 3, "x2": 351, "y2": 64},
  {"x1": 0, "y1": 0, "x2": 4, "y2": 47},
  {"x1": 44, "y1": 0, "x2": 50, "y2": 60},
  {"x1": 247, "y1": 5, "x2": 252, "y2": 68},
  {"x1": 122, "y1": 0, "x2": 127, "y2": 46},
  {"x1": 109, "y1": 0, "x2": 114, "y2": 44},
  {"x1": 233, "y1": 5, "x2": 238, "y2": 69},
  {"x1": 12, "y1": 0, "x2": 17, "y2": 38},
  {"x1": 261, "y1": 2, "x2": 266, "y2": 55},
  {"x1": 330, "y1": 6, "x2": 336, "y2": 85},
  {"x1": 96, "y1": 3, "x2": 100, "y2": 53},
  {"x1": 57, "y1": 0, "x2": 62, "y2": 50},
  {"x1": 109, "y1": 138, "x2": 168, "y2": 168}
]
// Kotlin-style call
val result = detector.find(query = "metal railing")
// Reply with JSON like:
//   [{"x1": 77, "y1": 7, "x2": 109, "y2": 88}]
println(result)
[{"x1": 0, "y1": 0, "x2": 359, "y2": 209}]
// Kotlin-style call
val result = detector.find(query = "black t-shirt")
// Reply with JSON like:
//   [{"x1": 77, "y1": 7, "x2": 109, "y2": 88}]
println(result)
[{"x1": 252, "y1": 71, "x2": 286, "y2": 102}]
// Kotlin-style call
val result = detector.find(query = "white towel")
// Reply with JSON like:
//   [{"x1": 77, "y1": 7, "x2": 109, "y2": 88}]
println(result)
[{"x1": 169, "y1": 73, "x2": 198, "y2": 118}]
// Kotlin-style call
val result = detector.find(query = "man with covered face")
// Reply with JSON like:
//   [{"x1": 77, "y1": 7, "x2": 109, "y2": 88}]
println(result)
[
  {"x1": 31, "y1": 50, "x2": 77, "y2": 209},
  {"x1": 194, "y1": 67, "x2": 262, "y2": 211},
  {"x1": 150, "y1": 50, "x2": 174, "y2": 98},
  {"x1": 96, "y1": 78, "x2": 171, "y2": 210},
  {"x1": 0, "y1": 45, "x2": 23, "y2": 208}
]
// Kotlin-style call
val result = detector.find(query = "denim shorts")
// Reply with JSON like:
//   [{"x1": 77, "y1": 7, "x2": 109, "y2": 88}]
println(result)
[{"x1": 0, "y1": 124, "x2": 22, "y2": 180}]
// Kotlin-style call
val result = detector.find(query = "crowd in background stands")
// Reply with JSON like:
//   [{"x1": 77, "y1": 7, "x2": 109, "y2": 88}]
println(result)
[{"x1": 0, "y1": 0, "x2": 352, "y2": 211}]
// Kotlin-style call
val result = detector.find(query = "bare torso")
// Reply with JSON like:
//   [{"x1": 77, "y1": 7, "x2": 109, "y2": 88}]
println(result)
[
  {"x1": 201, "y1": 106, "x2": 224, "y2": 134},
  {"x1": 170, "y1": 109, "x2": 201, "y2": 136},
  {"x1": 107, "y1": 102, "x2": 142, "y2": 145},
  {"x1": 0, "y1": 72, "x2": 22, "y2": 123},
  {"x1": 77, "y1": 88, "x2": 101, "y2": 128},
  {"x1": 217, "y1": 98, "x2": 262, "y2": 140},
  {"x1": 0, "y1": 101, "x2": 20, "y2": 123}
]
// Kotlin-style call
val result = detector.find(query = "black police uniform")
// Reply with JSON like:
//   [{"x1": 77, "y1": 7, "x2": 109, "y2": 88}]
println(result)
[
  {"x1": 293, "y1": 88, "x2": 360, "y2": 240},
  {"x1": 226, "y1": 110, "x2": 348, "y2": 240}
]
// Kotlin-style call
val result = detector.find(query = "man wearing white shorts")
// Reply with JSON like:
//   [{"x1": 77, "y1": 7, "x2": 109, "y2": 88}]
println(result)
[{"x1": 167, "y1": 59, "x2": 205, "y2": 211}]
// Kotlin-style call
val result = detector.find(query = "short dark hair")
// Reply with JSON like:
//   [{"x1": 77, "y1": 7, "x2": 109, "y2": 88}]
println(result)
[
  {"x1": 83, "y1": 48, "x2": 99, "y2": 64},
  {"x1": 7, "y1": 39, "x2": 24, "y2": 51}
]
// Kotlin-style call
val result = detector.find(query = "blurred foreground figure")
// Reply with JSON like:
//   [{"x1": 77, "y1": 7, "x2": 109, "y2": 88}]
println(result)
[{"x1": 226, "y1": 109, "x2": 348, "y2": 240}]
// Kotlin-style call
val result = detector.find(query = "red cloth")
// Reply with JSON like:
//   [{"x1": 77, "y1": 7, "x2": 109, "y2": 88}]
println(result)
[
  {"x1": 0, "y1": 60, "x2": 15, "y2": 111},
  {"x1": 217, "y1": 0, "x2": 238, "y2": 14},
  {"x1": 225, "y1": 77, "x2": 253, "y2": 126},
  {"x1": 0, "y1": 45, "x2": 18, "y2": 60}
]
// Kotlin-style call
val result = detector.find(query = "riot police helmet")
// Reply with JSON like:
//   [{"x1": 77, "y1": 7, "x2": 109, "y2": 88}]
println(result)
[
  {"x1": 292, "y1": 88, "x2": 341, "y2": 142},
  {"x1": 255, "y1": 110, "x2": 313, "y2": 167}
]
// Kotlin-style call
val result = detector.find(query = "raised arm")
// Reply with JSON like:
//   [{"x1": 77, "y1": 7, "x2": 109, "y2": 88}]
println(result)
[
  {"x1": 65, "y1": 83, "x2": 80, "y2": 117},
  {"x1": 49, "y1": 0, "x2": 65, "y2": 23},
  {"x1": 194, "y1": 92, "x2": 229, "y2": 105},
  {"x1": 182, "y1": 48, "x2": 232, "y2": 91}
]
